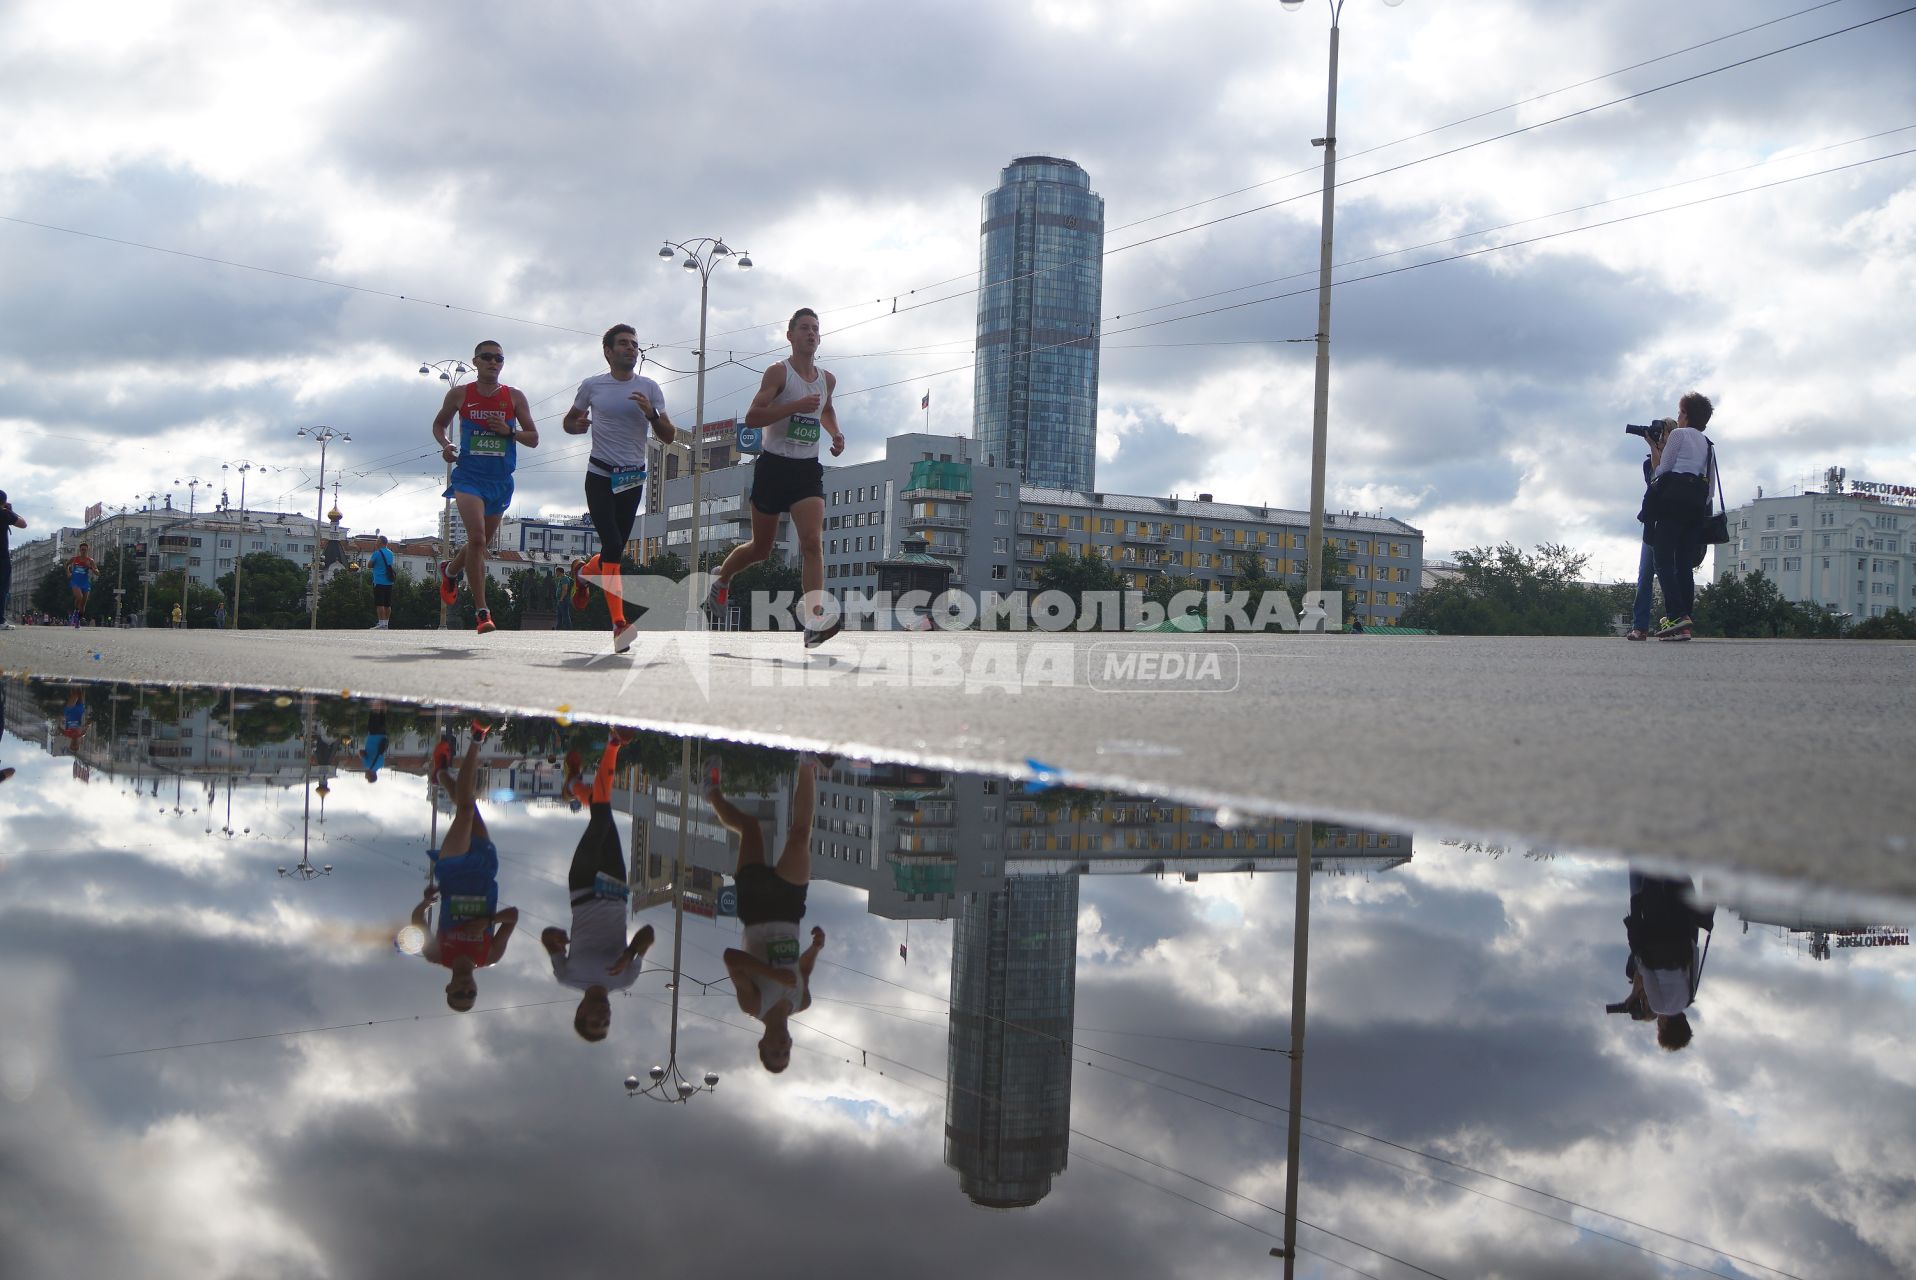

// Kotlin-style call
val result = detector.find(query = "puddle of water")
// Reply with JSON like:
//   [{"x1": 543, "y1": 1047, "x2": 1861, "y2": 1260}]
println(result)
[{"x1": 2, "y1": 675, "x2": 1911, "y2": 1280}]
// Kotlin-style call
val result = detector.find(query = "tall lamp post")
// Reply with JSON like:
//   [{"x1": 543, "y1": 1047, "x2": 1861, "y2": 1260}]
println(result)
[
  {"x1": 221, "y1": 461, "x2": 267, "y2": 629},
  {"x1": 420, "y1": 359, "x2": 471, "y2": 630},
  {"x1": 1274, "y1": 5, "x2": 1400, "y2": 1273},
  {"x1": 1281, "y1": 0, "x2": 1402, "y2": 609},
  {"x1": 174, "y1": 476, "x2": 207, "y2": 625},
  {"x1": 296, "y1": 426, "x2": 349, "y2": 629},
  {"x1": 657, "y1": 237, "x2": 752, "y2": 624}
]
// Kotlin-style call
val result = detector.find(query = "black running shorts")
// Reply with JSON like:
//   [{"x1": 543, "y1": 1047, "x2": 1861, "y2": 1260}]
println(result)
[
  {"x1": 749, "y1": 453, "x2": 825, "y2": 516},
  {"x1": 736, "y1": 864, "x2": 808, "y2": 925}
]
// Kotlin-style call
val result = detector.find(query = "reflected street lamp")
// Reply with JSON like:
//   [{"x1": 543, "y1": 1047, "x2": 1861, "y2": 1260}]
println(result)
[{"x1": 1273, "y1": 7, "x2": 1402, "y2": 1269}]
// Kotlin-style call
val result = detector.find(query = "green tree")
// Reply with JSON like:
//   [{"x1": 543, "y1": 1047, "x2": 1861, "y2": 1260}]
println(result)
[
  {"x1": 1694, "y1": 569, "x2": 1798, "y2": 638},
  {"x1": 1144, "y1": 572, "x2": 1206, "y2": 623},
  {"x1": 1035, "y1": 548, "x2": 1126, "y2": 628},
  {"x1": 1398, "y1": 542, "x2": 1616, "y2": 636},
  {"x1": 215, "y1": 553, "x2": 308, "y2": 628},
  {"x1": 316, "y1": 566, "x2": 377, "y2": 628},
  {"x1": 729, "y1": 552, "x2": 802, "y2": 631},
  {"x1": 29, "y1": 567, "x2": 67, "y2": 620},
  {"x1": 1849, "y1": 606, "x2": 1916, "y2": 639}
]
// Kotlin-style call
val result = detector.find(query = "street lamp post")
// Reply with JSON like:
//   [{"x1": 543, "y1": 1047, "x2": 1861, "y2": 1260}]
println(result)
[
  {"x1": 1274, "y1": 6, "x2": 1400, "y2": 1272},
  {"x1": 296, "y1": 426, "x2": 350, "y2": 630},
  {"x1": 222, "y1": 461, "x2": 264, "y2": 629},
  {"x1": 420, "y1": 359, "x2": 471, "y2": 630},
  {"x1": 174, "y1": 476, "x2": 206, "y2": 625},
  {"x1": 657, "y1": 237, "x2": 752, "y2": 624},
  {"x1": 1281, "y1": 0, "x2": 1402, "y2": 613}
]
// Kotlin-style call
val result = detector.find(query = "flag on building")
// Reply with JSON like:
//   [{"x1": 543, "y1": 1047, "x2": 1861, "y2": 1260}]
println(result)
[
  {"x1": 920, "y1": 391, "x2": 930, "y2": 411},
  {"x1": 899, "y1": 943, "x2": 908, "y2": 961}
]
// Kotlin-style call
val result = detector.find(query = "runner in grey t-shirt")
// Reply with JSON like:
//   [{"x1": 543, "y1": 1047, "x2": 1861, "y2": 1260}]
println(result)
[{"x1": 562, "y1": 324, "x2": 681, "y2": 652}]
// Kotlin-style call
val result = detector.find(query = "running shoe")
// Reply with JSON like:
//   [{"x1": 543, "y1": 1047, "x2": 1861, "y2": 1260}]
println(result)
[
  {"x1": 569, "y1": 558, "x2": 592, "y2": 611},
  {"x1": 438, "y1": 560, "x2": 460, "y2": 606},
  {"x1": 1653, "y1": 614, "x2": 1692, "y2": 639},
  {"x1": 470, "y1": 718, "x2": 493, "y2": 741},
  {"x1": 1625, "y1": 629, "x2": 1648, "y2": 641},
  {"x1": 802, "y1": 618, "x2": 844, "y2": 650},
  {"x1": 701, "y1": 576, "x2": 728, "y2": 626},
  {"x1": 611, "y1": 617, "x2": 636, "y2": 654},
  {"x1": 475, "y1": 609, "x2": 496, "y2": 635}
]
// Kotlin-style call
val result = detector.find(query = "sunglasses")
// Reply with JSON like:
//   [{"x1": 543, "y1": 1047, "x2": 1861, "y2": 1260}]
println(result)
[{"x1": 475, "y1": 352, "x2": 505, "y2": 364}]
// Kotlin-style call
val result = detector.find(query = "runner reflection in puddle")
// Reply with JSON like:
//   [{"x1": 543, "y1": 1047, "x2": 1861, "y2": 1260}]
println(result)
[
  {"x1": 716, "y1": 754, "x2": 830, "y2": 1073},
  {"x1": 1610, "y1": 870, "x2": 1716, "y2": 1051},
  {"x1": 542, "y1": 728, "x2": 655, "y2": 1042},
  {"x1": 410, "y1": 718, "x2": 519, "y2": 1011},
  {"x1": 362, "y1": 698, "x2": 389, "y2": 784},
  {"x1": 60, "y1": 687, "x2": 88, "y2": 747}
]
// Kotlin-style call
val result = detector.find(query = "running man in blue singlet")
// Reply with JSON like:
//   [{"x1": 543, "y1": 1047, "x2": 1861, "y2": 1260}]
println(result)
[
  {"x1": 68, "y1": 542, "x2": 97, "y2": 627},
  {"x1": 431, "y1": 340, "x2": 539, "y2": 634}
]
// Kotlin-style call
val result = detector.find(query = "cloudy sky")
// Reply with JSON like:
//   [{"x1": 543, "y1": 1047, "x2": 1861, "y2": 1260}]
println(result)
[
  {"x1": 2, "y1": 0, "x2": 1913, "y2": 581},
  {"x1": 4, "y1": 679, "x2": 1915, "y2": 1278}
]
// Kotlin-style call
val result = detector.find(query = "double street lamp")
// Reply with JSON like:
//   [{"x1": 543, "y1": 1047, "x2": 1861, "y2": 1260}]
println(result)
[
  {"x1": 1273, "y1": 4, "x2": 1401, "y2": 1275},
  {"x1": 220, "y1": 461, "x2": 269, "y2": 628},
  {"x1": 296, "y1": 426, "x2": 350, "y2": 629},
  {"x1": 657, "y1": 237, "x2": 752, "y2": 624}
]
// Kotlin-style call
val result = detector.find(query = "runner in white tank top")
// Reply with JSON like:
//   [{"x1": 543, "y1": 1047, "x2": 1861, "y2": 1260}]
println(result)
[
  {"x1": 706, "y1": 307, "x2": 846, "y2": 647},
  {"x1": 719, "y1": 755, "x2": 828, "y2": 1073}
]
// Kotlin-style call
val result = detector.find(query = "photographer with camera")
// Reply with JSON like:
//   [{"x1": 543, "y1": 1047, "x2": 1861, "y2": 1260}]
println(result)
[{"x1": 1630, "y1": 392, "x2": 1714, "y2": 642}]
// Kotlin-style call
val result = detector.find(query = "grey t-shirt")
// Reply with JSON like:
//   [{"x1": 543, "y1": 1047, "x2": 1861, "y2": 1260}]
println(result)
[{"x1": 574, "y1": 373, "x2": 665, "y2": 477}]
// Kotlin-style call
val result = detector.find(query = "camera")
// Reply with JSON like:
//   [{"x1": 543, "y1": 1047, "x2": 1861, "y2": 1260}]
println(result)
[{"x1": 1625, "y1": 418, "x2": 1675, "y2": 444}]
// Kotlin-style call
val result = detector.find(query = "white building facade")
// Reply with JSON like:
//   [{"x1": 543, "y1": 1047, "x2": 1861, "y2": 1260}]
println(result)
[{"x1": 1714, "y1": 471, "x2": 1916, "y2": 619}]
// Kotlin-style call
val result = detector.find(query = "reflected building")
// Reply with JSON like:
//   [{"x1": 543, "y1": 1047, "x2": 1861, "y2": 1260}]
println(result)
[{"x1": 944, "y1": 874, "x2": 1078, "y2": 1208}]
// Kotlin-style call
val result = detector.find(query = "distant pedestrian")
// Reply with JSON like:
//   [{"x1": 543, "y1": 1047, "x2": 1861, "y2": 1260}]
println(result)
[
  {"x1": 553, "y1": 566, "x2": 573, "y2": 630},
  {"x1": 214, "y1": 602, "x2": 227, "y2": 629},
  {"x1": 170, "y1": 602, "x2": 183, "y2": 629},
  {"x1": 0, "y1": 490, "x2": 25, "y2": 629},
  {"x1": 1638, "y1": 392, "x2": 1714, "y2": 642},
  {"x1": 368, "y1": 534, "x2": 396, "y2": 629}
]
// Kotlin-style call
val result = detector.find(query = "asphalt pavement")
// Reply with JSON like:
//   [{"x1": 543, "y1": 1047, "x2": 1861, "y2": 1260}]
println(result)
[{"x1": 5, "y1": 625, "x2": 1913, "y2": 901}]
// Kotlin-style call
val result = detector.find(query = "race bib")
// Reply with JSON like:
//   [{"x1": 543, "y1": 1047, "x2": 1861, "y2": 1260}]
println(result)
[
  {"x1": 468, "y1": 429, "x2": 509, "y2": 457},
  {"x1": 609, "y1": 465, "x2": 645, "y2": 495},
  {"x1": 785, "y1": 414, "x2": 821, "y2": 444},
  {"x1": 445, "y1": 894, "x2": 491, "y2": 923},
  {"x1": 592, "y1": 872, "x2": 631, "y2": 901},
  {"x1": 766, "y1": 935, "x2": 801, "y2": 965}
]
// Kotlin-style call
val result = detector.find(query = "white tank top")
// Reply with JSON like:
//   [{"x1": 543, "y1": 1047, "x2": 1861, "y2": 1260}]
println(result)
[
  {"x1": 741, "y1": 920, "x2": 809, "y2": 1016},
  {"x1": 760, "y1": 360, "x2": 831, "y2": 460}
]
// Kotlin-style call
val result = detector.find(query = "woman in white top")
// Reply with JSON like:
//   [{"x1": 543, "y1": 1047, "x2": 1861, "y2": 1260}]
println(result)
[
  {"x1": 1639, "y1": 392, "x2": 1715, "y2": 641},
  {"x1": 718, "y1": 755, "x2": 828, "y2": 1072}
]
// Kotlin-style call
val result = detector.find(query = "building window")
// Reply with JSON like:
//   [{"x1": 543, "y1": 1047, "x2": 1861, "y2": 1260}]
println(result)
[
  {"x1": 994, "y1": 510, "x2": 1009, "y2": 526},
  {"x1": 993, "y1": 537, "x2": 1008, "y2": 553},
  {"x1": 1784, "y1": 557, "x2": 1800, "y2": 571},
  {"x1": 991, "y1": 564, "x2": 1007, "y2": 579},
  {"x1": 1789, "y1": 515, "x2": 1799, "y2": 527},
  {"x1": 1766, "y1": 516, "x2": 1776, "y2": 529}
]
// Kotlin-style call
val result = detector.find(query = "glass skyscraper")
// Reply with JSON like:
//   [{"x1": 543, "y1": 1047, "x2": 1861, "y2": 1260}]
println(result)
[{"x1": 973, "y1": 156, "x2": 1104, "y2": 491}]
